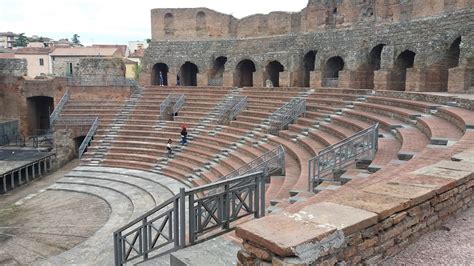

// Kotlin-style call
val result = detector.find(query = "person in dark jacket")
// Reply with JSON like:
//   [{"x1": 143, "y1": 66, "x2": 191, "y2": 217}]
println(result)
[{"x1": 180, "y1": 126, "x2": 188, "y2": 145}]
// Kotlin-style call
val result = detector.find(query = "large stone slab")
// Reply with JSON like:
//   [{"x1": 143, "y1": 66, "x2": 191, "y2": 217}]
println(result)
[
  {"x1": 411, "y1": 163, "x2": 473, "y2": 185},
  {"x1": 236, "y1": 213, "x2": 336, "y2": 257},
  {"x1": 362, "y1": 181, "x2": 437, "y2": 207},
  {"x1": 326, "y1": 187, "x2": 410, "y2": 220},
  {"x1": 451, "y1": 149, "x2": 474, "y2": 163},
  {"x1": 299, "y1": 202, "x2": 378, "y2": 235}
]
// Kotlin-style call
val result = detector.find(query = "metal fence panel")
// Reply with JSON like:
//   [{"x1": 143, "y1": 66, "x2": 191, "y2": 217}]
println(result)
[
  {"x1": 78, "y1": 117, "x2": 100, "y2": 159},
  {"x1": 0, "y1": 120, "x2": 19, "y2": 146},
  {"x1": 308, "y1": 123, "x2": 379, "y2": 191}
]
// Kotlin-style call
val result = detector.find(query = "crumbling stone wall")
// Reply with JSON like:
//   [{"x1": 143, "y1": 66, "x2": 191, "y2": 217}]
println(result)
[
  {"x1": 143, "y1": 8, "x2": 473, "y2": 91},
  {"x1": 0, "y1": 59, "x2": 27, "y2": 77},
  {"x1": 150, "y1": 0, "x2": 473, "y2": 40},
  {"x1": 74, "y1": 58, "x2": 126, "y2": 85}
]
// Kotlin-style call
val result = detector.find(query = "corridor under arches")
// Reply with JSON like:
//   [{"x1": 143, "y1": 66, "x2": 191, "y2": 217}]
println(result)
[
  {"x1": 303, "y1": 51, "x2": 317, "y2": 87},
  {"x1": 393, "y1": 50, "x2": 416, "y2": 91},
  {"x1": 152, "y1": 63, "x2": 169, "y2": 86},
  {"x1": 235, "y1": 59, "x2": 256, "y2": 87},
  {"x1": 180, "y1": 62, "x2": 199, "y2": 86},
  {"x1": 265, "y1": 61, "x2": 284, "y2": 87},
  {"x1": 323, "y1": 56, "x2": 344, "y2": 87}
]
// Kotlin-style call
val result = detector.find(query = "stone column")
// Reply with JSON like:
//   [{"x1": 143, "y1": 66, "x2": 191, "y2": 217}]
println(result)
[
  {"x1": 406, "y1": 68, "x2": 425, "y2": 92},
  {"x1": 448, "y1": 67, "x2": 472, "y2": 92},
  {"x1": 279, "y1": 71, "x2": 291, "y2": 87},
  {"x1": 310, "y1": 71, "x2": 322, "y2": 88},
  {"x1": 196, "y1": 73, "x2": 207, "y2": 86},
  {"x1": 223, "y1": 72, "x2": 233, "y2": 87},
  {"x1": 168, "y1": 71, "x2": 178, "y2": 86},
  {"x1": 253, "y1": 72, "x2": 264, "y2": 87},
  {"x1": 373, "y1": 70, "x2": 391, "y2": 91}
]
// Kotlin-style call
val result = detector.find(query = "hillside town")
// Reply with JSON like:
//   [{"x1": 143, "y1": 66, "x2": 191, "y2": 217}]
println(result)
[{"x1": 0, "y1": 31, "x2": 146, "y2": 80}]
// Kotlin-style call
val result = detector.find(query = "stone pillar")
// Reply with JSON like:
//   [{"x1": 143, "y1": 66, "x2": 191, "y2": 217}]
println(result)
[
  {"x1": 139, "y1": 73, "x2": 152, "y2": 86},
  {"x1": 338, "y1": 70, "x2": 352, "y2": 88},
  {"x1": 406, "y1": 68, "x2": 425, "y2": 92},
  {"x1": 373, "y1": 70, "x2": 391, "y2": 91},
  {"x1": 168, "y1": 71, "x2": 178, "y2": 86},
  {"x1": 223, "y1": 72, "x2": 233, "y2": 87},
  {"x1": 288, "y1": 71, "x2": 300, "y2": 87},
  {"x1": 253, "y1": 72, "x2": 264, "y2": 87},
  {"x1": 448, "y1": 67, "x2": 472, "y2": 92},
  {"x1": 196, "y1": 73, "x2": 207, "y2": 86},
  {"x1": 279, "y1": 71, "x2": 291, "y2": 87},
  {"x1": 310, "y1": 71, "x2": 322, "y2": 88}
]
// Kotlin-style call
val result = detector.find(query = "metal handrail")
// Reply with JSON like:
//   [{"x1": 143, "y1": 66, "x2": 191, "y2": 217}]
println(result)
[
  {"x1": 215, "y1": 145, "x2": 285, "y2": 183},
  {"x1": 78, "y1": 117, "x2": 100, "y2": 159},
  {"x1": 308, "y1": 123, "x2": 379, "y2": 191},
  {"x1": 49, "y1": 89, "x2": 70, "y2": 127},
  {"x1": 113, "y1": 172, "x2": 266, "y2": 265},
  {"x1": 228, "y1": 96, "x2": 247, "y2": 121},
  {"x1": 172, "y1": 94, "x2": 186, "y2": 115},
  {"x1": 268, "y1": 97, "x2": 306, "y2": 134},
  {"x1": 1, "y1": 153, "x2": 55, "y2": 193},
  {"x1": 160, "y1": 94, "x2": 185, "y2": 120}
]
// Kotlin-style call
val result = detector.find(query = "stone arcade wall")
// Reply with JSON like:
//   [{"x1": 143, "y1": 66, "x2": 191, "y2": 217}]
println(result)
[
  {"x1": 151, "y1": 0, "x2": 473, "y2": 40},
  {"x1": 143, "y1": 7, "x2": 474, "y2": 92},
  {"x1": 0, "y1": 58, "x2": 27, "y2": 77}
]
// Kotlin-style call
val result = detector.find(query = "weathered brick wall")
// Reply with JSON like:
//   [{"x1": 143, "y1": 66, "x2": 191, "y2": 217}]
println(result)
[
  {"x1": 52, "y1": 57, "x2": 81, "y2": 77},
  {"x1": 74, "y1": 58, "x2": 126, "y2": 84},
  {"x1": 0, "y1": 59, "x2": 27, "y2": 77},
  {"x1": 143, "y1": 8, "x2": 473, "y2": 89},
  {"x1": 236, "y1": 160, "x2": 474, "y2": 265},
  {"x1": 150, "y1": 0, "x2": 473, "y2": 41}
]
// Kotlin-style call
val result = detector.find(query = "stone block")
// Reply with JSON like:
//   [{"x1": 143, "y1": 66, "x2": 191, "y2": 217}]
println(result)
[
  {"x1": 235, "y1": 212, "x2": 337, "y2": 257},
  {"x1": 243, "y1": 242, "x2": 272, "y2": 261},
  {"x1": 362, "y1": 181, "x2": 436, "y2": 207},
  {"x1": 299, "y1": 202, "x2": 378, "y2": 235}
]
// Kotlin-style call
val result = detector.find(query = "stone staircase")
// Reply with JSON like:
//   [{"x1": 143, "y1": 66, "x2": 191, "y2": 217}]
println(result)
[{"x1": 85, "y1": 87, "x2": 144, "y2": 165}]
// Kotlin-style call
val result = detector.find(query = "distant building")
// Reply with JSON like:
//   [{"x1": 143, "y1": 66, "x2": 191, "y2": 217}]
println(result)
[
  {"x1": 49, "y1": 47, "x2": 122, "y2": 76},
  {"x1": 92, "y1": 44, "x2": 129, "y2": 57},
  {"x1": 128, "y1": 48, "x2": 145, "y2": 65},
  {"x1": 14, "y1": 47, "x2": 52, "y2": 77},
  {"x1": 123, "y1": 58, "x2": 138, "y2": 79},
  {"x1": 0, "y1": 32, "x2": 18, "y2": 49},
  {"x1": 128, "y1": 41, "x2": 148, "y2": 55}
]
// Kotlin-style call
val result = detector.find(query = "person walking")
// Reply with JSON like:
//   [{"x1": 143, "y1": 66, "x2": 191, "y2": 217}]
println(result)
[
  {"x1": 180, "y1": 125, "x2": 188, "y2": 145},
  {"x1": 166, "y1": 139, "x2": 172, "y2": 156},
  {"x1": 159, "y1": 71, "x2": 164, "y2": 86}
]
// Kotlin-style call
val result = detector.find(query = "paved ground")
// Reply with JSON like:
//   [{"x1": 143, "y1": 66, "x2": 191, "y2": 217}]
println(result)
[
  {"x1": 383, "y1": 205, "x2": 474, "y2": 265},
  {"x1": 0, "y1": 160, "x2": 110, "y2": 265}
]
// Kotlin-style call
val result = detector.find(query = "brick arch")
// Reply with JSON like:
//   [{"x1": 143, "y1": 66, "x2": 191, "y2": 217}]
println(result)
[{"x1": 234, "y1": 59, "x2": 256, "y2": 87}]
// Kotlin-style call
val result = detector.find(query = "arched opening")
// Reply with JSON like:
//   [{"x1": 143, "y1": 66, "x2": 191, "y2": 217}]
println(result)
[
  {"x1": 303, "y1": 51, "x2": 317, "y2": 87},
  {"x1": 393, "y1": 50, "x2": 416, "y2": 91},
  {"x1": 324, "y1": 56, "x2": 344, "y2": 87},
  {"x1": 208, "y1": 56, "x2": 227, "y2": 86},
  {"x1": 152, "y1": 63, "x2": 169, "y2": 86},
  {"x1": 196, "y1": 11, "x2": 207, "y2": 37},
  {"x1": 367, "y1": 44, "x2": 386, "y2": 89},
  {"x1": 27, "y1": 96, "x2": 54, "y2": 133},
  {"x1": 164, "y1": 13, "x2": 174, "y2": 36},
  {"x1": 235, "y1": 60, "x2": 256, "y2": 87},
  {"x1": 447, "y1": 37, "x2": 461, "y2": 69},
  {"x1": 265, "y1": 61, "x2": 284, "y2": 87},
  {"x1": 74, "y1": 136, "x2": 86, "y2": 155},
  {"x1": 180, "y1": 62, "x2": 199, "y2": 86}
]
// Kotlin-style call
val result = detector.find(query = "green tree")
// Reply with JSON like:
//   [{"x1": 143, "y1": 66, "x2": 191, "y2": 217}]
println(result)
[
  {"x1": 133, "y1": 64, "x2": 142, "y2": 80},
  {"x1": 72, "y1": 34, "x2": 81, "y2": 45},
  {"x1": 15, "y1": 33, "x2": 29, "y2": 47}
]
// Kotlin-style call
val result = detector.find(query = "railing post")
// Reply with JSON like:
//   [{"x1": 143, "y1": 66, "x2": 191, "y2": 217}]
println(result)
[
  {"x1": 259, "y1": 173, "x2": 265, "y2": 218},
  {"x1": 188, "y1": 189, "x2": 195, "y2": 246},
  {"x1": 223, "y1": 183, "x2": 230, "y2": 230},
  {"x1": 142, "y1": 217, "x2": 148, "y2": 261},
  {"x1": 114, "y1": 232, "x2": 122, "y2": 266},
  {"x1": 173, "y1": 195, "x2": 180, "y2": 248},
  {"x1": 179, "y1": 188, "x2": 186, "y2": 248}
]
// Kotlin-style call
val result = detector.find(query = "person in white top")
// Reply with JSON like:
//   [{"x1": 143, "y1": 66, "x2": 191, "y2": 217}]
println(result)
[{"x1": 167, "y1": 139, "x2": 172, "y2": 156}]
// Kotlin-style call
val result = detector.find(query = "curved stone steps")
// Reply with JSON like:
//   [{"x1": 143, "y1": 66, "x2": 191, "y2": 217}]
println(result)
[
  {"x1": 366, "y1": 96, "x2": 440, "y2": 113},
  {"x1": 44, "y1": 183, "x2": 133, "y2": 265},
  {"x1": 368, "y1": 135, "x2": 403, "y2": 172},
  {"x1": 64, "y1": 170, "x2": 172, "y2": 205},
  {"x1": 394, "y1": 126, "x2": 430, "y2": 160},
  {"x1": 416, "y1": 115, "x2": 464, "y2": 144},
  {"x1": 437, "y1": 106, "x2": 474, "y2": 132},
  {"x1": 57, "y1": 177, "x2": 156, "y2": 219},
  {"x1": 73, "y1": 166, "x2": 185, "y2": 194},
  {"x1": 354, "y1": 102, "x2": 423, "y2": 123}
]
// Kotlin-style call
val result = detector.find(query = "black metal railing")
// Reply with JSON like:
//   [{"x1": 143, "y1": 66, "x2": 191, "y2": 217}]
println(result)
[
  {"x1": 78, "y1": 117, "x2": 100, "y2": 159},
  {"x1": 113, "y1": 172, "x2": 266, "y2": 265},
  {"x1": 49, "y1": 89, "x2": 70, "y2": 128},
  {"x1": 308, "y1": 123, "x2": 379, "y2": 191}
]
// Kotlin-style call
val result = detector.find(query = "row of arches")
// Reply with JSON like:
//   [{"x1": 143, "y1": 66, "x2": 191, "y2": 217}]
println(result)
[
  {"x1": 164, "y1": 11, "x2": 207, "y2": 37},
  {"x1": 151, "y1": 37, "x2": 462, "y2": 91}
]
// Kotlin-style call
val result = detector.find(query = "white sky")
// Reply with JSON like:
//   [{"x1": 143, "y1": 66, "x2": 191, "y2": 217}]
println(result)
[{"x1": 0, "y1": 0, "x2": 308, "y2": 46}]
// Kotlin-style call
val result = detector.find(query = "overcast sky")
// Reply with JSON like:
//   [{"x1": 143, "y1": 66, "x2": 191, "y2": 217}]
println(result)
[{"x1": 0, "y1": 0, "x2": 308, "y2": 46}]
